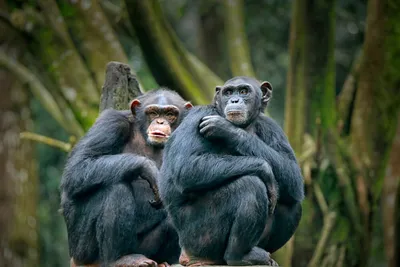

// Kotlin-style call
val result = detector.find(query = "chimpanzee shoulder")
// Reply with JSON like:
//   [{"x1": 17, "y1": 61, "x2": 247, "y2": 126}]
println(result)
[
  {"x1": 72, "y1": 109, "x2": 133, "y2": 157},
  {"x1": 255, "y1": 114, "x2": 297, "y2": 161}
]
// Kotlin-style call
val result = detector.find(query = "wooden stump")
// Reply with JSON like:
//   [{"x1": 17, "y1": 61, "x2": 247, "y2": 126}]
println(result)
[{"x1": 99, "y1": 61, "x2": 142, "y2": 112}]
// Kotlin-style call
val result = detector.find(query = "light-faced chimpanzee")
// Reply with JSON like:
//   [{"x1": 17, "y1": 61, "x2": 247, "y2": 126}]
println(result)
[
  {"x1": 159, "y1": 77, "x2": 304, "y2": 266},
  {"x1": 60, "y1": 89, "x2": 193, "y2": 267}
]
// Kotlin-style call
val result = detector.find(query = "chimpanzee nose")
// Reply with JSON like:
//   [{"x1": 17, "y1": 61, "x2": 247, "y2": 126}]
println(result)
[
  {"x1": 156, "y1": 119, "x2": 164, "y2": 124},
  {"x1": 230, "y1": 97, "x2": 240, "y2": 104}
]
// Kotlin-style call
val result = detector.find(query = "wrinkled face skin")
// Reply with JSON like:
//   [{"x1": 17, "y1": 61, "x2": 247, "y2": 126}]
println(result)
[
  {"x1": 144, "y1": 104, "x2": 180, "y2": 146},
  {"x1": 131, "y1": 91, "x2": 193, "y2": 148},
  {"x1": 214, "y1": 77, "x2": 272, "y2": 128}
]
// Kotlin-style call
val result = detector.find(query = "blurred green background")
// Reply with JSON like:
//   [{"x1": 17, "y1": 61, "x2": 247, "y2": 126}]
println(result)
[{"x1": 0, "y1": 0, "x2": 399, "y2": 267}]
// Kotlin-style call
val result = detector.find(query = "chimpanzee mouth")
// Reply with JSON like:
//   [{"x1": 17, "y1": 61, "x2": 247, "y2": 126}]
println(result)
[
  {"x1": 148, "y1": 130, "x2": 169, "y2": 138},
  {"x1": 227, "y1": 111, "x2": 244, "y2": 115}
]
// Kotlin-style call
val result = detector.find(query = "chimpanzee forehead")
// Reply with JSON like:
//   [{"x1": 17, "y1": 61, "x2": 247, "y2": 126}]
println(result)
[
  {"x1": 140, "y1": 91, "x2": 184, "y2": 106},
  {"x1": 224, "y1": 77, "x2": 260, "y2": 88},
  {"x1": 145, "y1": 104, "x2": 180, "y2": 113}
]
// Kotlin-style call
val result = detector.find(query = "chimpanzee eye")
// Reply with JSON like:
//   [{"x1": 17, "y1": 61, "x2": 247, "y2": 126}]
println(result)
[
  {"x1": 166, "y1": 112, "x2": 176, "y2": 122},
  {"x1": 240, "y1": 88, "x2": 248, "y2": 95},
  {"x1": 148, "y1": 111, "x2": 158, "y2": 118},
  {"x1": 224, "y1": 89, "x2": 233, "y2": 96}
]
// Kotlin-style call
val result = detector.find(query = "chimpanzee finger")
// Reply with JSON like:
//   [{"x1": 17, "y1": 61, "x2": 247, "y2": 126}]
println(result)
[
  {"x1": 201, "y1": 115, "x2": 221, "y2": 121},
  {"x1": 199, "y1": 120, "x2": 216, "y2": 129},
  {"x1": 199, "y1": 125, "x2": 213, "y2": 136}
]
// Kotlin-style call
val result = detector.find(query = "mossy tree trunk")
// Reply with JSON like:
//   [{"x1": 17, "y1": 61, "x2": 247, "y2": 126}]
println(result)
[
  {"x1": 382, "y1": 117, "x2": 400, "y2": 267},
  {"x1": 349, "y1": 1, "x2": 400, "y2": 265},
  {"x1": 125, "y1": 0, "x2": 222, "y2": 104},
  {"x1": 285, "y1": 0, "x2": 400, "y2": 266},
  {"x1": 282, "y1": 1, "x2": 336, "y2": 266},
  {"x1": 0, "y1": 71, "x2": 39, "y2": 267}
]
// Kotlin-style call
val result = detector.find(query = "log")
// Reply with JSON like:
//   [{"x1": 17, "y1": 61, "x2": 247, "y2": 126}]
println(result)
[{"x1": 99, "y1": 61, "x2": 142, "y2": 112}]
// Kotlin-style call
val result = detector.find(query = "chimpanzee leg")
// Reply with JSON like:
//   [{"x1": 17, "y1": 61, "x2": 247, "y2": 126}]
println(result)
[
  {"x1": 259, "y1": 202, "x2": 302, "y2": 253},
  {"x1": 137, "y1": 218, "x2": 180, "y2": 264},
  {"x1": 96, "y1": 183, "x2": 139, "y2": 264},
  {"x1": 223, "y1": 176, "x2": 271, "y2": 265}
]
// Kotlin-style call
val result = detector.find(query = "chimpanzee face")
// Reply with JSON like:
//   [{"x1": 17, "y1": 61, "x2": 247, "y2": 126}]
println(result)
[
  {"x1": 131, "y1": 90, "x2": 193, "y2": 147},
  {"x1": 214, "y1": 77, "x2": 272, "y2": 127},
  {"x1": 144, "y1": 104, "x2": 180, "y2": 146}
]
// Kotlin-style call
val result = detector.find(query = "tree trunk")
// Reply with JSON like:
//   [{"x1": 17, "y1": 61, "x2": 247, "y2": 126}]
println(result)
[
  {"x1": 350, "y1": 0, "x2": 400, "y2": 265},
  {"x1": 55, "y1": 0, "x2": 130, "y2": 87},
  {"x1": 0, "y1": 71, "x2": 39, "y2": 267},
  {"x1": 224, "y1": 0, "x2": 256, "y2": 77},
  {"x1": 285, "y1": 0, "x2": 336, "y2": 152},
  {"x1": 382, "y1": 117, "x2": 400, "y2": 267},
  {"x1": 125, "y1": 0, "x2": 221, "y2": 104},
  {"x1": 282, "y1": 1, "x2": 336, "y2": 266}
]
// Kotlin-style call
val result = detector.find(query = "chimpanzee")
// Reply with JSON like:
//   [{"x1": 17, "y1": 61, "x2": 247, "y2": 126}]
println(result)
[
  {"x1": 159, "y1": 77, "x2": 304, "y2": 266},
  {"x1": 60, "y1": 89, "x2": 193, "y2": 267}
]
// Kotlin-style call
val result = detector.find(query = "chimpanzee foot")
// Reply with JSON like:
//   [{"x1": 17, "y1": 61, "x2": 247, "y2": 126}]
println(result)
[
  {"x1": 111, "y1": 254, "x2": 157, "y2": 267},
  {"x1": 158, "y1": 262, "x2": 170, "y2": 267},
  {"x1": 226, "y1": 247, "x2": 278, "y2": 266},
  {"x1": 179, "y1": 250, "x2": 223, "y2": 266},
  {"x1": 267, "y1": 257, "x2": 279, "y2": 266},
  {"x1": 179, "y1": 250, "x2": 190, "y2": 266},
  {"x1": 70, "y1": 258, "x2": 100, "y2": 267}
]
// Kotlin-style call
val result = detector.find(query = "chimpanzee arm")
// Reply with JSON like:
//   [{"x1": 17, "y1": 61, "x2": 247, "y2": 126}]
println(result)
[
  {"x1": 61, "y1": 109, "x2": 157, "y2": 199},
  {"x1": 173, "y1": 153, "x2": 274, "y2": 194},
  {"x1": 162, "y1": 107, "x2": 274, "y2": 194},
  {"x1": 229, "y1": 116, "x2": 304, "y2": 204}
]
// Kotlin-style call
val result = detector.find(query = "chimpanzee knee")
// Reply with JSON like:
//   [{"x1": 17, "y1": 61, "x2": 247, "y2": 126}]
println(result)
[
  {"x1": 224, "y1": 176, "x2": 268, "y2": 262},
  {"x1": 260, "y1": 202, "x2": 302, "y2": 253},
  {"x1": 96, "y1": 183, "x2": 138, "y2": 263}
]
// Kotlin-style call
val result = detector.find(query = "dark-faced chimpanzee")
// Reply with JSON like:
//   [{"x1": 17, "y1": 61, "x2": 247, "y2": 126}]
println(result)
[
  {"x1": 159, "y1": 77, "x2": 304, "y2": 266},
  {"x1": 60, "y1": 89, "x2": 193, "y2": 267}
]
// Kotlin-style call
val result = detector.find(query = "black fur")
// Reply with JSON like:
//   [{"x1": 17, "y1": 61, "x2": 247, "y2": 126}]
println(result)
[
  {"x1": 60, "y1": 89, "x2": 190, "y2": 266},
  {"x1": 159, "y1": 77, "x2": 304, "y2": 264}
]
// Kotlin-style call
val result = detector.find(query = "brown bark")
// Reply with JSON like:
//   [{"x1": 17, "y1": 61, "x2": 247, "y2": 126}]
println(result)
[
  {"x1": 125, "y1": 0, "x2": 221, "y2": 104},
  {"x1": 224, "y1": 0, "x2": 256, "y2": 77},
  {"x1": 100, "y1": 62, "x2": 142, "y2": 112},
  {"x1": 55, "y1": 0, "x2": 129, "y2": 87},
  {"x1": 0, "y1": 71, "x2": 39, "y2": 267},
  {"x1": 284, "y1": 0, "x2": 336, "y2": 266},
  {"x1": 350, "y1": 0, "x2": 400, "y2": 265},
  {"x1": 382, "y1": 117, "x2": 400, "y2": 267}
]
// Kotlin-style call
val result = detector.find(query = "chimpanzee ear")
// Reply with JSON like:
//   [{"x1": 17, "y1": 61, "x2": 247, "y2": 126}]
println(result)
[
  {"x1": 129, "y1": 99, "x2": 141, "y2": 115},
  {"x1": 184, "y1": 102, "x2": 193, "y2": 109},
  {"x1": 260, "y1": 81, "x2": 273, "y2": 104},
  {"x1": 213, "y1": 86, "x2": 222, "y2": 106}
]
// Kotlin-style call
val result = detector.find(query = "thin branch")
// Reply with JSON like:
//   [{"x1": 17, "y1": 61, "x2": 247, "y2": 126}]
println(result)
[
  {"x1": 314, "y1": 183, "x2": 329, "y2": 216},
  {"x1": 224, "y1": 0, "x2": 256, "y2": 77},
  {"x1": 337, "y1": 50, "x2": 362, "y2": 135},
  {"x1": 307, "y1": 212, "x2": 337, "y2": 267},
  {"x1": 336, "y1": 245, "x2": 346, "y2": 267},
  {"x1": 20, "y1": 132, "x2": 71, "y2": 152}
]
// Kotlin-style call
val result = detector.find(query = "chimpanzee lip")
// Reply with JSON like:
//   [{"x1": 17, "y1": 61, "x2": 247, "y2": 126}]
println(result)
[
  {"x1": 149, "y1": 130, "x2": 169, "y2": 137},
  {"x1": 227, "y1": 110, "x2": 245, "y2": 115}
]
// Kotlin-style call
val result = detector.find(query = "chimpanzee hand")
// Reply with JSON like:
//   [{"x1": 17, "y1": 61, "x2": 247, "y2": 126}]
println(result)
[
  {"x1": 199, "y1": 115, "x2": 245, "y2": 141},
  {"x1": 140, "y1": 159, "x2": 163, "y2": 208},
  {"x1": 257, "y1": 162, "x2": 278, "y2": 215}
]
